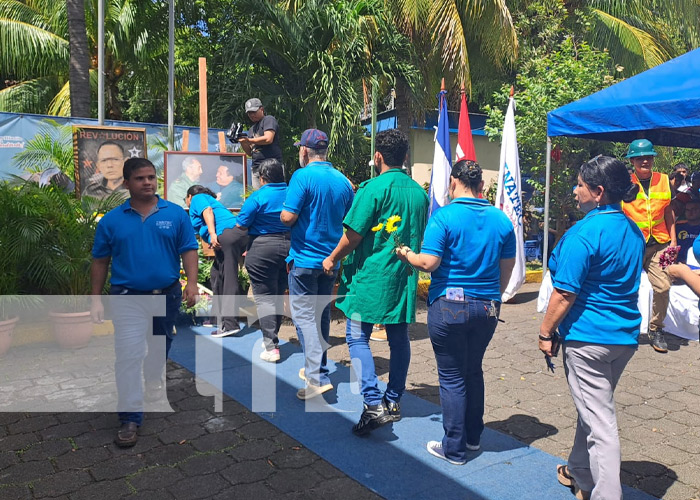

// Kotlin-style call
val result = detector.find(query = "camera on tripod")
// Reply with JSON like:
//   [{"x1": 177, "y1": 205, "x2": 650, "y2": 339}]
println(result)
[{"x1": 226, "y1": 122, "x2": 248, "y2": 143}]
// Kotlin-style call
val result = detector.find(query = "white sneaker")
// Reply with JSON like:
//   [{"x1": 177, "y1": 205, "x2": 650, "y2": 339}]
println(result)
[
  {"x1": 298, "y1": 368, "x2": 306, "y2": 382},
  {"x1": 426, "y1": 441, "x2": 466, "y2": 465},
  {"x1": 211, "y1": 327, "x2": 240, "y2": 338},
  {"x1": 259, "y1": 349, "x2": 280, "y2": 363},
  {"x1": 296, "y1": 382, "x2": 333, "y2": 400}
]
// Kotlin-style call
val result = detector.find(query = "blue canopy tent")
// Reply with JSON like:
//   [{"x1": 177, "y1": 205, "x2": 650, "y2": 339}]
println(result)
[{"x1": 542, "y1": 48, "x2": 700, "y2": 272}]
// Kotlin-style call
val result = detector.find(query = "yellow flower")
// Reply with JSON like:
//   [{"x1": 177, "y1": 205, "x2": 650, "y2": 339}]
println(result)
[
  {"x1": 385, "y1": 215, "x2": 402, "y2": 233},
  {"x1": 371, "y1": 223, "x2": 384, "y2": 232}
]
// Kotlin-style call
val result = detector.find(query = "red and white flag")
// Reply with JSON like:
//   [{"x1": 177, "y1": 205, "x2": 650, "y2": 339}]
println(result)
[{"x1": 455, "y1": 90, "x2": 476, "y2": 162}]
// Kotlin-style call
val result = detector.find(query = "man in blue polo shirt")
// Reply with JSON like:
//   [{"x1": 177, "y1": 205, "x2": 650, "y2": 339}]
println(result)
[
  {"x1": 90, "y1": 158, "x2": 198, "y2": 448},
  {"x1": 281, "y1": 129, "x2": 354, "y2": 400}
]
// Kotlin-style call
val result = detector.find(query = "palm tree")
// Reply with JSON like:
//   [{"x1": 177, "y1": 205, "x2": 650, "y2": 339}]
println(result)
[
  {"x1": 212, "y1": 0, "x2": 421, "y2": 172},
  {"x1": 66, "y1": 0, "x2": 90, "y2": 117},
  {"x1": 378, "y1": 0, "x2": 519, "y2": 132},
  {"x1": 0, "y1": 0, "x2": 168, "y2": 118}
]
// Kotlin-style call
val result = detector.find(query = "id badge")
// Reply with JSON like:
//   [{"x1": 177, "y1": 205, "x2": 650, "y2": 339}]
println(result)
[{"x1": 446, "y1": 287, "x2": 465, "y2": 301}]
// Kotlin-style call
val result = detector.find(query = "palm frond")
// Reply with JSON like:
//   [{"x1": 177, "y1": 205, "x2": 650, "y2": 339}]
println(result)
[
  {"x1": 47, "y1": 79, "x2": 71, "y2": 116},
  {"x1": 590, "y1": 8, "x2": 670, "y2": 70},
  {"x1": 0, "y1": 18, "x2": 69, "y2": 78},
  {"x1": 12, "y1": 120, "x2": 74, "y2": 175},
  {"x1": 0, "y1": 77, "x2": 61, "y2": 114}
]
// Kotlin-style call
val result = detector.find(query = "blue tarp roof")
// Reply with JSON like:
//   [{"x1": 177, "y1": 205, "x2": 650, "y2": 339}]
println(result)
[
  {"x1": 547, "y1": 48, "x2": 700, "y2": 148},
  {"x1": 361, "y1": 109, "x2": 487, "y2": 136}
]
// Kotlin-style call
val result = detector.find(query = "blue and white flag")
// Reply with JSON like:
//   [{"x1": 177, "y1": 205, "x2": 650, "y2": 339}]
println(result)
[
  {"x1": 429, "y1": 90, "x2": 452, "y2": 217},
  {"x1": 495, "y1": 96, "x2": 525, "y2": 301}
]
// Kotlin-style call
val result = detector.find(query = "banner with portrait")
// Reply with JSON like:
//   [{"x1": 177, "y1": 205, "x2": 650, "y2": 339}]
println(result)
[{"x1": 73, "y1": 125, "x2": 147, "y2": 200}]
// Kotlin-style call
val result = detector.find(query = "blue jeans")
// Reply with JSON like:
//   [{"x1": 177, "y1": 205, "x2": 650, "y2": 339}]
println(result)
[
  {"x1": 427, "y1": 296, "x2": 499, "y2": 462},
  {"x1": 288, "y1": 265, "x2": 336, "y2": 386},
  {"x1": 110, "y1": 281, "x2": 180, "y2": 426},
  {"x1": 345, "y1": 319, "x2": 410, "y2": 406}
]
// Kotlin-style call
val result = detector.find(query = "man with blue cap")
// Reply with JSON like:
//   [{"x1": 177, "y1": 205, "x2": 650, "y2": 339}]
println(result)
[
  {"x1": 281, "y1": 129, "x2": 354, "y2": 400},
  {"x1": 621, "y1": 139, "x2": 676, "y2": 353}
]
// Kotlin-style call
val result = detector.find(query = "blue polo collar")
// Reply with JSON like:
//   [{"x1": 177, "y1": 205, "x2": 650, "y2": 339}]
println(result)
[{"x1": 451, "y1": 196, "x2": 491, "y2": 207}]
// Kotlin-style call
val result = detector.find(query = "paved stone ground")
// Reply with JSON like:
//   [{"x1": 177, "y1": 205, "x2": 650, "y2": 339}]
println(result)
[
  {"x1": 1, "y1": 282, "x2": 699, "y2": 499},
  {"x1": 296, "y1": 283, "x2": 700, "y2": 500},
  {"x1": 0, "y1": 360, "x2": 381, "y2": 499}
]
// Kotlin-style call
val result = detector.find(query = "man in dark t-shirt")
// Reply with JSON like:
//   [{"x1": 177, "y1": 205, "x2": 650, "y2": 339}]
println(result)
[{"x1": 239, "y1": 98, "x2": 283, "y2": 189}]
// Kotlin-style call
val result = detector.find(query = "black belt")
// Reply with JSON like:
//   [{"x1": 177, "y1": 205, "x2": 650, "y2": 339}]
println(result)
[{"x1": 112, "y1": 279, "x2": 180, "y2": 295}]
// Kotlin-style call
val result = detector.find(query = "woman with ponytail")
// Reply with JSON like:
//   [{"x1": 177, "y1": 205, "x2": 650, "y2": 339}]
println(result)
[
  {"x1": 397, "y1": 159, "x2": 516, "y2": 465},
  {"x1": 185, "y1": 185, "x2": 248, "y2": 337},
  {"x1": 539, "y1": 155, "x2": 645, "y2": 500}
]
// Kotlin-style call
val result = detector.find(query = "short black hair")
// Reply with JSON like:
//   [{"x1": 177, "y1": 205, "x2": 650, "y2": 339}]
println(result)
[
  {"x1": 451, "y1": 160, "x2": 482, "y2": 192},
  {"x1": 375, "y1": 129, "x2": 409, "y2": 167},
  {"x1": 258, "y1": 158, "x2": 285, "y2": 184},
  {"x1": 123, "y1": 158, "x2": 155, "y2": 180},
  {"x1": 580, "y1": 155, "x2": 638, "y2": 204}
]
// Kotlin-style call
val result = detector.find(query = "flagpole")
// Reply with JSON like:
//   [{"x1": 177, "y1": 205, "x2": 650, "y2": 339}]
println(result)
[
  {"x1": 97, "y1": 0, "x2": 104, "y2": 124},
  {"x1": 543, "y1": 137, "x2": 552, "y2": 275}
]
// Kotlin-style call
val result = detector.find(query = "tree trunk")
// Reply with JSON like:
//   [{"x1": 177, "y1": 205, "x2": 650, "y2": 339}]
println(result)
[{"x1": 66, "y1": 0, "x2": 91, "y2": 117}]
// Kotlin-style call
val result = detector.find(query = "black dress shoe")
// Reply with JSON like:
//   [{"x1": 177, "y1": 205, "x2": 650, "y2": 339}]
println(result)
[
  {"x1": 383, "y1": 396, "x2": 401, "y2": 422},
  {"x1": 115, "y1": 422, "x2": 139, "y2": 448},
  {"x1": 352, "y1": 403, "x2": 393, "y2": 436}
]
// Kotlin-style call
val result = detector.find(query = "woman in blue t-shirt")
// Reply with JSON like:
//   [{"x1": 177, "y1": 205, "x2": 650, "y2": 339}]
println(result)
[
  {"x1": 185, "y1": 185, "x2": 248, "y2": 337},
  {"x1": 540, "y1": 156, "x2": 645, "y2": 500},
  {"x1": 235, "y1": 159, "x2": 290, "y2": 363},
  {"x1": 397, "y1": 160, "x2": 516, "y2": 465}
]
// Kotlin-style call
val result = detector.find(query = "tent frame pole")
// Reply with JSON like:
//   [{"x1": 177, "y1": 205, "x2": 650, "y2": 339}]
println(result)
[{"x1": 543, "y1": 137, "x2": 552, "y2": 275}]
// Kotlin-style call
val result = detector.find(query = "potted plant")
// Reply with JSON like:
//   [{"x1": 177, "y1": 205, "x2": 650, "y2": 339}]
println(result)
[
  {"x1": 1, "y1": 180, "x2": 121, "y2": 347},
  {"x1": 0, "y1": 293, "x2": 44, "y2": 356}
]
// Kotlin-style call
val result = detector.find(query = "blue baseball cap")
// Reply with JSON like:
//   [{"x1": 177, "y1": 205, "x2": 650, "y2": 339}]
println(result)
[{"x1": 294, "y1": 129, "x2": 329, "y2": 148}]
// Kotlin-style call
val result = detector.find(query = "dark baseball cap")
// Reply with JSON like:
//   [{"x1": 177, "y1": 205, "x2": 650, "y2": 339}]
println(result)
[
  {"x1": 245, "y1": 98, "x2": 262, "y2": 112},
  {"x1": 294, "y1": 129, "x2": 329, "y2": 148}
]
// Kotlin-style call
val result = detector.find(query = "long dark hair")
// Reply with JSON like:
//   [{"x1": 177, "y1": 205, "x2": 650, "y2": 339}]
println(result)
[
  {"x1": 186, "y1": 185, "x2": 217, "y2": 198},
  {"x1": 580, "y1": 155, "x2": 638, "y2": 204}
]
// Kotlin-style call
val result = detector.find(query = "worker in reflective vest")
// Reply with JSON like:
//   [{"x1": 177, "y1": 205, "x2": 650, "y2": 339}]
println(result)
[{"x1": 621, "y1": 139, "x2": 676, "y2": 354}]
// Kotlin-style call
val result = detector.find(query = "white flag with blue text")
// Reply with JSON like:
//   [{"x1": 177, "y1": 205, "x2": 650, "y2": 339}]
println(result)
[
  {"x1": 495, "y1": 96, "x2": 525, "y2": 301},
  {"x1": 429, "y1": 90, "x2": 452, "y2": 217}
]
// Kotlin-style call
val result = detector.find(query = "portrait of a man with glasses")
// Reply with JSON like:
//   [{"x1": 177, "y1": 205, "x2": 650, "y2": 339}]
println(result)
[{"x1": 82, "y1": 141, "x2": 129, "y2": 200}]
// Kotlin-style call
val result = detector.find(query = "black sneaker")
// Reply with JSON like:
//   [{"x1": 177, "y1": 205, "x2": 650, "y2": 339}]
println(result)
[
  {"x1": 383, "y1": 396, "x2": 401, "y2": 422},
  {"x1": 649, "y1": 329, "x2": 668, "y2": 353},
  {"x1": 352, "y1": 403, "x2": 393, "y2": 436}
]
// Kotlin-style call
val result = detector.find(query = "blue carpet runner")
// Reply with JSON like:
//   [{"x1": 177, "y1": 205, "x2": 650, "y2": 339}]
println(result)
[{"x1": 168, "y1": 325, "x2": 657, "y2": 500}]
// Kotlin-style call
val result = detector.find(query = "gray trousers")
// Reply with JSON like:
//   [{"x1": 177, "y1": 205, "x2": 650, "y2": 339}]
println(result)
[{"x1": 563, "y1": 341, "x2": 636, "y2": 500}]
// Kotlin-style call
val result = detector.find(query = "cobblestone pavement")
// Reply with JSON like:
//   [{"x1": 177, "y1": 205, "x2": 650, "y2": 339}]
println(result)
[
  {"x1": 291, "y1": 283, "x2": 700, "y2": 500},
  {"x1": 0, "y1": 344, "x2": 381, "y2": 499},
  {"x1": 1, "y1": 282, "x2": 699, "y2": 499}
]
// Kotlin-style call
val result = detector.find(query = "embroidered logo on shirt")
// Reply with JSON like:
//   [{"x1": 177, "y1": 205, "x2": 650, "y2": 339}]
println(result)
[{"x1": 156, "y1": 220, "x2": 173, "y2": 230}]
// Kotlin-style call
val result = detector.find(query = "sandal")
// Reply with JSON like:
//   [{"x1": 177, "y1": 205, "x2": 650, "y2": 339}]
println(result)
[
  {"x1": 557, "y1": 464, "x2": 573, "y2": 488},
  {"x1": 557, "y1": 465, "x2": 591, "y2": 500}
]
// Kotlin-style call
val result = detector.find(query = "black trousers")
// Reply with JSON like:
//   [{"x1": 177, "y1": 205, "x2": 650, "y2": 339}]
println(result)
[
  {"x1": 244, "y1": 233, "x2": 290, "y2": 349},
  {"x1": 211, "y1": 226, "x2": 248, "y2": 331}
]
